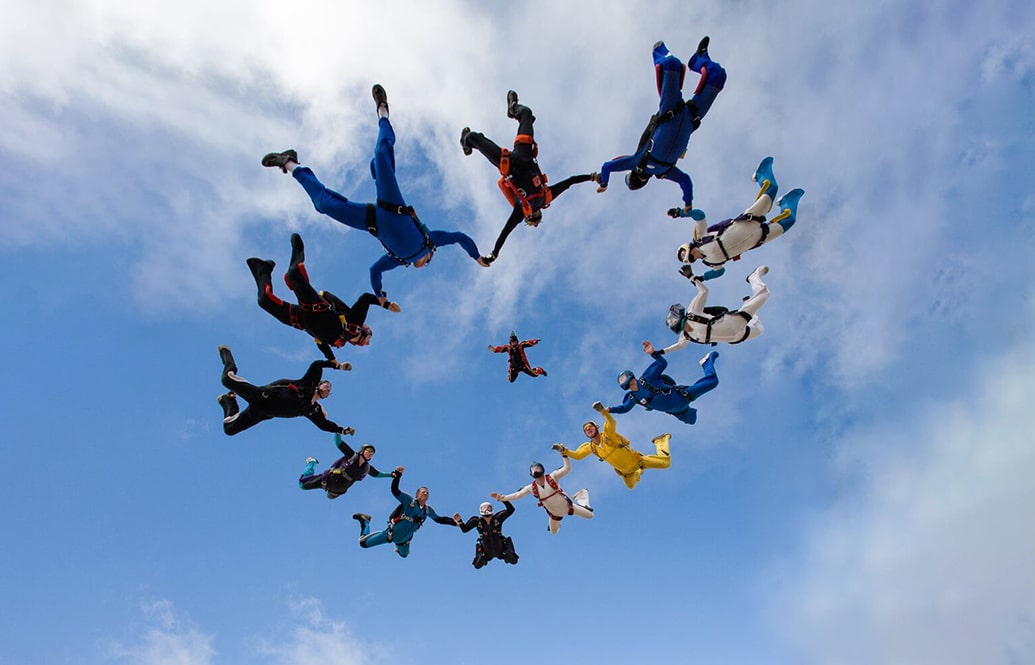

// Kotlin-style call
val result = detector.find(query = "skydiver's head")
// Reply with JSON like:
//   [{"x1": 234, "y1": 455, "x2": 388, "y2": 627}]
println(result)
[
  {"x1": 677, "y1": 243, "x2": 703, "y2": 263},
  {"x1": 583, "y1": 421, "x2": 599, "y2": 439},
  {"x1": 479, "y1": 502, "x2": 494, "y2": 517},
  {"x1": 359, "y1": 443, "x2": 376, "y2": 460},
  {"x1": 618, "y1": 371, "x2": 637, "y2": 391},
  {"x1": 529, "y1": 462, "x2": 546, "y2": 479},
  {"x1": 509, "y1": 331, "x2": 519, "y2": 344},
  {"x1": 413, "y1": 247, "x2": 435, "y2": 268},
  {"x1": 352, "y1": 324, "x2": 373, "y2": 346},
  {"x1": 524, "y1": 210, "x2": 543, "y2": 227},
  {"x1": 415, "y1": 486, "x2": 430, "y2": 505},
  {"x1": 667, "y1": 303, "x2": 687, "y2": 333},
  {"x1": 317, "y1": 381, "x2": 332, "y2": 399},
  {"x1": 625, "y1": 171, "x2": 650, "y2": 191}
]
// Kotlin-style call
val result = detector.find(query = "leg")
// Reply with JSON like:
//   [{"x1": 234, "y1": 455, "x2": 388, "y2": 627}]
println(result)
[
  {"x1": 684, "y1": 351, "x2": 719, "y2": 400},
  {"x1": 371, "y1": 117, "x2": 406, "y2": 206},
  {"x1": 284, "y1": 233, "x2": 323, "y2": 304},
  {"x1": 686, "y1": 38, "x2": 726, "y2": 119},
  {"x1": 639, "y1": 434, "x2": 672, "y2": 470},
  {"x1": 223, "y1": 406, "x2": 268, "y2": 436},
  {"x1": 510, "y1": 104, "x2": 536, "y2": 161},
  {"x1": 766, "y1": 188, "x2": 805, "y2": 237},
  {"x1": 547, "y1": 516, "x2": 562, "y2": 534},
  {"x1": 291, "y1": 167, "x2": 370, "y2": 231},
  {"x1": 248, "y1": 258, "x2": 296, "y2": 328},
  {"x1": 462, "y1": 130, "x2": 504, "y2": 168},
  {"x1": 739, "y1": 267, "x2": 770, "y2": 317},
  {"x1": 394, "y1": 540, "x2": 411, "y2": 558},
  {"x1": 620, "y1": 469, "x2": 641, "y2": 489},
  {"x1": 570, "y1": 504, "x2": 595, "y2": 520}
]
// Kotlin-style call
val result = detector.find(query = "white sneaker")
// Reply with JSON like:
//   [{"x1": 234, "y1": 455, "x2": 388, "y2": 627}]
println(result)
[
  {"x1": 746, "y1": 265, "x2": 769, "y2": 283},
  {"x1": 572, "y1": 488, "x2": 592, "y2": 510},
  {"x1": 306, "y1": 456, "x2": 318, "y2": 465}
]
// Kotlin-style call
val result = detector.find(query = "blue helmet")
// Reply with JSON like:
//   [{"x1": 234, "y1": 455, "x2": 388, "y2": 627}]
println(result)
[{"x1": 617, "y1": 371, "x2": 635, "y2": 390}]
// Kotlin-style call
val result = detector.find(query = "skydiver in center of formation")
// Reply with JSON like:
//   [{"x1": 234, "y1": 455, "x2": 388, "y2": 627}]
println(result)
[
  {"x1": 595, "y1": 37, "x2": 727, "y2": 214},
  {"x1": 604, "y1": 341, "x2": 719, "y2": 426},
  {"x1": 455, "y1": 500, "x2": 520, "y2": 569},
  {"x1": 675, "y1": 156, "x2": 805, "y2": 281},
  {"x1": 247, "y1": 232, "x2": 401, "y2": 365},
  {"x1": 488, "y1": 331, "x2": 548, "y2": 382},
  {"x1": 553, "y1": 402, "x2": 671, "y2": 489},
  {"x1": 460, "y1": 89, "x2": 596, "y2": 264},
  {"x1": 262, "y1": 84, "x2": 489, "y2": 302}
]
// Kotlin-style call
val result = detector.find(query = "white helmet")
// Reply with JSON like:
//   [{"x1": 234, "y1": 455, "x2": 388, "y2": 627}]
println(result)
[{"x1": 479, "y1": 502, "x2": 494, "y2": 516}]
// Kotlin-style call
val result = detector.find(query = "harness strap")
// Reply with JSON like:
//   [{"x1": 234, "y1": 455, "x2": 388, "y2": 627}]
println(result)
[{"x1": 367, "y1": 200, "x2": 435, "y2": 265}]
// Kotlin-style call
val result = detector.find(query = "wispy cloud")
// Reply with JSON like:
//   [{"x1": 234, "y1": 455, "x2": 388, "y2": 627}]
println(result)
[{"x1": 107, "y1": 599, "x2": 216, "y2": 665}]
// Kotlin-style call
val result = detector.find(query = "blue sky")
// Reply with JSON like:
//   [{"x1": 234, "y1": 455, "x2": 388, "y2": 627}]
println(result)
[{"x1": 2, "y1": 1, "x2": 1035, "y2": 664}]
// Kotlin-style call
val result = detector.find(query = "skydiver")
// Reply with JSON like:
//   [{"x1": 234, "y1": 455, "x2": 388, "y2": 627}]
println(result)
[
  {"x1": 595, "y1": 37, "x2": 727, "y2": 213},
  {"x1": 262, "y1": 84, "x2": 489, "y2": 301},
  {"x1": 656, "y1": 265, "x2": 771, "y2": 349},
  {"x1": 488, "y1": 331, "x2": 547, "y2": 382},
  {"x1": 459, "y1": 90, "x2": 596, "y2": 264},
  {"x1": 552, "y1": 403, "x2": 671, "y2": 490},
  {"x1": 604, "y1": 341, "x2": 719, "y2": 426},
  {"x1": 247, "y1": 233, "x2": 401, "y2": 365},
  {"x1": 490, "y1": 451, "x2": 593, "y2": 535},
  {"x1": 351, "y1": 468, "x2": 459, "y2": 558},
  {"x1": 454, "y1": 500, "x2": 519, "y2": 569},
  {"x1": 215, "y1": 345, "x2": 353, "y2": 436},
  {"x1": 675, "y1": 156, "x2": 804, "y2": 281},
  {"x1": 298, "y1": 433, "x2": 392, "y2": 499}
]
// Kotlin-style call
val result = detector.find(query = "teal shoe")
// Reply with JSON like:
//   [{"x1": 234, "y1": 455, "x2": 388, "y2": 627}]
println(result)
[{"x1": 752, "y1": 156, "x2": 778, "y2": 201}]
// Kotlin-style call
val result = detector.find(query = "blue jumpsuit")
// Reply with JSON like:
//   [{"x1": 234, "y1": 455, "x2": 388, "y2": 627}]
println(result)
[
  {"x1": 598, "y1": 41, "x2": 727, "y2": 206},
  {"x1": 608, "y1": 351, "x2": 718, "y2": 425},
  {"x1": 358, "y1": 474, "x2": 456, "y2": 558},
  {"x1": 292, "y1": 117, "x2": 481, "y2": 296}
]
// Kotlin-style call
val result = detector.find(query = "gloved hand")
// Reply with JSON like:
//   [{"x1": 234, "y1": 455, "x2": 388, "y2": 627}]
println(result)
[{"x1": 679, "y1": 264, "x2": 696, "y2": 280}]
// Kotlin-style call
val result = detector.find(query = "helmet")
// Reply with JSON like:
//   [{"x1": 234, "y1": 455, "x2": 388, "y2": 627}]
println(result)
[
  {"x1": 529, "y1": 462, "x2": 545, "y2": 478},
  {"x1": 677, "y1": 243, "x2": 695, "y2": 263},
  {"x1": 625, "y1": 171, "x2": 650, "y2": 190},
  {"x1": 667, "y1": 304, "x2": 686, "y2": 333},
  {"x1": 617, "y1": 371, "x2": 635, "y2": 390},
  {"x1": 359, "y1": 443, "x2": 376, "y2": 454},
  {"x1": 524, "y1": 210, "x2": 543, "y2": 226},
  {"x1": 479, "y1": 502, "x2": 494, "y2": 516},
  {"x1": 353, "y1": 324, "x2": 373, "y2": 346}
]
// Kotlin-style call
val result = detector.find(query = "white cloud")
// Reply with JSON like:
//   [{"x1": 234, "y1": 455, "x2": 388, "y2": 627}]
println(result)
[
  {"x1": 769, "y1": 330, "x2": 1035, "y2": 664},
  {"x1": 256, "y1": 597, "x2": 391, "y2": 665},
  {"x1": 108, "y1": 599, "x2": 216, "y2": 665}
]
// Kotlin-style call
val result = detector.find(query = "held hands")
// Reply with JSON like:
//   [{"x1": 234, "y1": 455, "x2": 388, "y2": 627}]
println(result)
[
  {"x1": 341, "y1": 426, "x2": 356, "y2": 436},
  {"x1": 642, "y1": 340, "x2": 656, "y2": 355},
  {"x1": 489, "y1": 492, "x2": 502, "y2": 500},
  {"x1": 592, "y1": 172, "x2": 606, "y2": 193},
  {"x1": 667, "y1": 206, "x2": 693, "y2": 219},
  {"x1": 592, "y1": 401, "x2": 605, "y2": 412},
  {"x1": 335, "y1": 361, "x2": 353, "y2": 371},
  {"x1": 378, "y1": 295, "x2": 402, "y2": 313},
  {"x1": 477, "y1": 256, "x2": 493, "y2": 268},
  {"x1": 393, "y1": 466, "x2": 405, "y2": 476},
  {"x1": 679, "y1": 264, "x2": 696, "y2": 280},
  {"x1": 453, "y1": 512, "x2": 463, "y2": 524},
  {"x1": 551, "y1": 443, "x2": 568, "y2": 456}
]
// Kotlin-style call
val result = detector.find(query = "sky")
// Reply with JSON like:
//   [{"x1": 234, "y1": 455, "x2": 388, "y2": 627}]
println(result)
[{"x1": 2, "y1": 1, "x2": 1034, "y2": 664}]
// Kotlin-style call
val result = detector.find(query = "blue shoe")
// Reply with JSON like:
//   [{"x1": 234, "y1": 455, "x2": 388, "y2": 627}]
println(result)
[
  {"x1": 699, "y1": 350, "x2": 719, "y2": 367},
  {"x1": 652, "y1": 41, "x2": 681, "y2": 69},
  {"x1": 687, "y1": 36, "x2": 711, "y2": 71},
  {"x1": 772, "y1": 188, "x2": 805, "y2": 226},
  {"x1": 752, "y1": 156, "x2": 778, "y2": 201}
]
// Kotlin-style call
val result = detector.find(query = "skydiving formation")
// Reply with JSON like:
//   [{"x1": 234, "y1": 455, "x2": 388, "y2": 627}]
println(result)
[
  {"x1": 553, "y1": 403, "x2": 671, "y2": 489},
  {"x1": 488, "y1": 331, "x2": 548, "y2": 382},
  {"x1": 211, "y1": 33, "x2": 808, "y2": 569},
  {"x1": 298, "y1": 433, "x2": 392, "y2": 500},
  {"x1": 607, "y1": 342, "x2": 719, "y2": 425},
  {"x1": 675, "y1": 156, "x2": 804, "y2": 281},
  {"x1": 660, "y1": 265, "x2": 771, "y2": 348},
  {"x1": 460, "y1": 90, "x2": 596, "y2": 264},
  {"x1": 262, "y1": 84, "x2": 488, "y2": 299},
  {"x1": 248, "y1": 233, "x2": 400, "y2": 364},
  {"x1": 596, "y1": 37, "x2": 726, "y2": 212}
]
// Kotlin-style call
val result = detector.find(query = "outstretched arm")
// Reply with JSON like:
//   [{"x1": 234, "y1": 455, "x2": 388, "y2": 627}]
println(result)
[
  {"x1": 426, "y1": 505, "x2": 459, "y2": 527},
  {"x1": 334, "y1": 432, "x2": 356, "y2": 457},
  {"x1": 607, "y1": 394, "x2": 637, "y2": 414},
  {"x1": 370, "y1": 255, "x2": 402, "y2": 298},
  {"x1": 487, "y1": 207, "x2": 525, "y2": 261},
  {"x1": 457, "y1": 516, "x2": 481, "y2": 533},
  {"x1": 428, "y1": 229, "x2": 481, "y2": 261},
  {"x1": 660, "y1": 166, "x2": 693, "y2": 207},
  {"x1": 547, "y1": 173, "x2": 595, "y2": 199},
  {"x1": 306, "y1": 406, "x2": 352, "y2": 435},
  {"x1": 598, "y1": 154, "x2": 638, "y2": 189}
]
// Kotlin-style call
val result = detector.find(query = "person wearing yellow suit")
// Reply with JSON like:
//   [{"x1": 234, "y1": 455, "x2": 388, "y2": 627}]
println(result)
[{"x1": 552, "y1": 403, "x2": 671, "y2": 489}]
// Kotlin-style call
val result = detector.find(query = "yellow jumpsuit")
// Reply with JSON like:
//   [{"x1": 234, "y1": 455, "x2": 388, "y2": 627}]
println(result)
[{"x1": 558, "y1": 411, "x2": 671, "y2": 489}]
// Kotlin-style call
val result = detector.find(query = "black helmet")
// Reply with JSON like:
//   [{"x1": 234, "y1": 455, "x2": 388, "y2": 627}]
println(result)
[{"x1": 625, "y1": 171, "x2": 650, "y2": 191}]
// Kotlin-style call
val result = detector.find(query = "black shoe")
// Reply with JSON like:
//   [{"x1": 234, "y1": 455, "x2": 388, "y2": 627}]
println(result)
[
  {"x1": 506, "y1": 90, "x2": 519, "y2": 118},
  {"x1": 352, "y1": 513, "x2": 371, "y2": 523},
  {"x1": 289, "y1": 232, "x2": 305, "y2": 267},
  {"x1": 261, "y1": 149, "x2": 298, "y2": 173},
  {"x1": 217, "y1": 345, "x2": 237, "y2": 374},
  {"x1": 460, "y1": 127, "x2": 472, "y2": 155},
  {"x1": 371, "y1": 84, "x2": 389, "y2": 115},
  {"x1": 246, "y1": 257, "x2": 275, "y2": 288},
  {"x1": 217, "y1": 392, "x2": 238, "y2": 417},
  {"x1": 697, "y1": 35, "x2": 710, "y2": 55}
]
